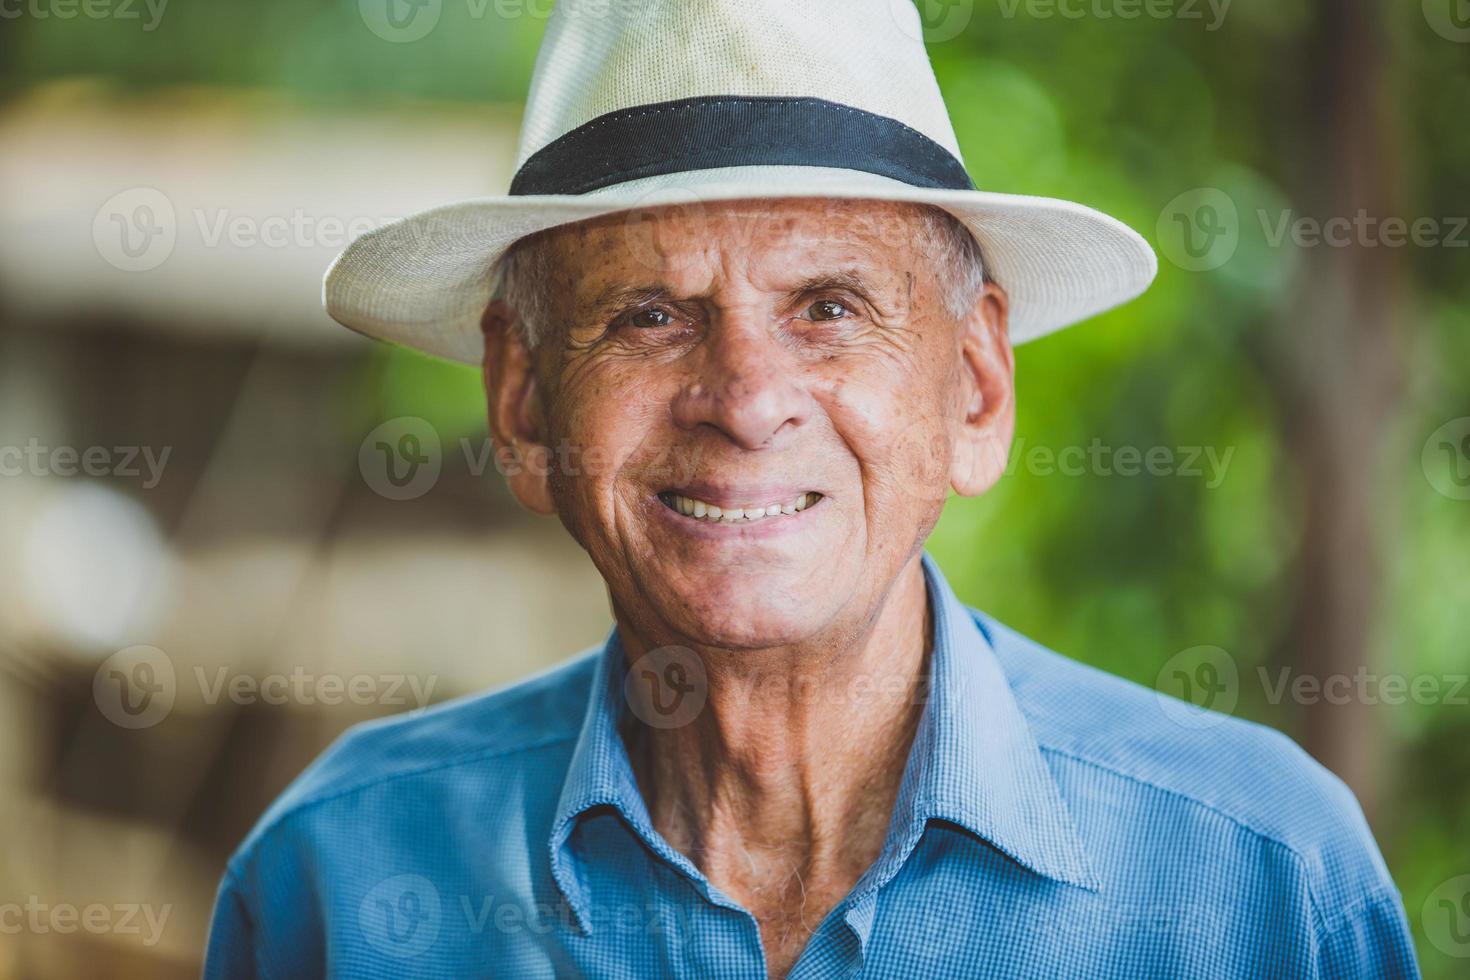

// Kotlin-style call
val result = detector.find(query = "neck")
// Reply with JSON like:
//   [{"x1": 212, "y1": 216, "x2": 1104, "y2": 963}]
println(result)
[{"x1": 617, "y1": 555, "x2": 932, "y2": 962}]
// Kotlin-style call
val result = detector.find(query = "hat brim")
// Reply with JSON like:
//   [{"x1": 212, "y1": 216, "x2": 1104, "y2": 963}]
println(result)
[{"x1": 323, "y1": 165, "x2": 1157, "y2": 365}]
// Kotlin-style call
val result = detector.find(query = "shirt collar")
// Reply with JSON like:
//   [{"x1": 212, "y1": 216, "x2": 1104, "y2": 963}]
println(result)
[
  {"x1": 877, "y1": 553, "x2": 1098, "y2": 892},
  {"x1": 549, "y1": 553, "x2": 1097, "y2": 929},
  {"x1": 549, "y1": 630, "x2": 744, "y2": 932},
  {"x1": 548, "y1": 627, "x2": 653, "y2": 931}
]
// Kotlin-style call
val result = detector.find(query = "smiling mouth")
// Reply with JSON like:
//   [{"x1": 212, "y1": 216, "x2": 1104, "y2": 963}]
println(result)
[{"x1": 658, "y1": 491, "x2": 823, "y2": 524}]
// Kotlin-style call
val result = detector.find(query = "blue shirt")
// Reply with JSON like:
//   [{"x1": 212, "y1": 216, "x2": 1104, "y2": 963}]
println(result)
[{"x1": 205, "y1": 555, "x2": 1418, "y2": 978}]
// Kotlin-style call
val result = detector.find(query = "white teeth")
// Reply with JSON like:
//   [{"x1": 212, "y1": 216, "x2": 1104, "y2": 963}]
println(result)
[{"x1": 665, "y1": 492, "x2": 820, "y2": 524}]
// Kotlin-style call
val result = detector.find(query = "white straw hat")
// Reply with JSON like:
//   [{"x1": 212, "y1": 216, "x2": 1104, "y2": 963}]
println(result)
[{"x1": 324, "y1": 0, "x2": 1157, "y2": 364}]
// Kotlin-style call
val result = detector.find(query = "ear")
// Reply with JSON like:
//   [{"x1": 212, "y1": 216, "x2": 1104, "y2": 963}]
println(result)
[
  {"x1": 951, "y1": 282, "x2": 1015, "y2": 496},
  {"x1": 481, "y1": 299, "x2": 557, "y2": 515}
]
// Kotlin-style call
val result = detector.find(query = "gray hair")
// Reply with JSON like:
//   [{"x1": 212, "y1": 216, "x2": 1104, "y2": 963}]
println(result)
[{"x1": 491, "y1": 204, "x2": 987, "y2": 349}]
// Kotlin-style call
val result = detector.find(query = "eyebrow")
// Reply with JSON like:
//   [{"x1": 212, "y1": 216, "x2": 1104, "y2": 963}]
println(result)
[
  {"x1": 585, "y1": 283, "x2": 673, "y2": 317},
  {"x1": 582, "y1": 268, "x2": 878, "y2": 318},
  {"x1": 785, "y1": 270, "x2": 874, "y2": 299}
]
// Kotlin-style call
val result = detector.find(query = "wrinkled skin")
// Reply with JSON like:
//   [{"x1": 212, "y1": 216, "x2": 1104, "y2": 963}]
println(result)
[
  {"x1": 482, "y1": 197, "x2": 1015, "y2": 977},
  {"x1": 482, "y1": 198, "x2": 1015, "y2": 657}
]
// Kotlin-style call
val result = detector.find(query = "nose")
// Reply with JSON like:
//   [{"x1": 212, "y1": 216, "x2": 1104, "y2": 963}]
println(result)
[{"x1": 670, "y1": 320, "x2": 811, "y2": 450}]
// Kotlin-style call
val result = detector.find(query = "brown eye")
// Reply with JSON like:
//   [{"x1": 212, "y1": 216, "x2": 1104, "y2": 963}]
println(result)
[
  {"x1": 806, "y1": 300, "x2": 849, "y2": 321},
  {"x1": 627, "y1": 307, "x2": 675, "y2": 329}
]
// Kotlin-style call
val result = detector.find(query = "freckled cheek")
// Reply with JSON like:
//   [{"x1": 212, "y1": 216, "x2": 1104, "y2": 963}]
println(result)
[
  {"x1": 819, "y1": 364, "x2": 937, "y2": 473},
  {"x1": 818, "y1": 359, "x2": 955, "y2": 525},
  {"x1": 551, "y1": 372, "x2": 671, "y2": 517}
]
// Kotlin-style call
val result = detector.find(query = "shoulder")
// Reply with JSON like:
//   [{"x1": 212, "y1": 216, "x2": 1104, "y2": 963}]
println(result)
[
  {"x1": 227, "y1": 645, "x2": 601, "y2": 869},
  {"x1": 974, "y1": 610, "x2": 1399, "y2": 920}
]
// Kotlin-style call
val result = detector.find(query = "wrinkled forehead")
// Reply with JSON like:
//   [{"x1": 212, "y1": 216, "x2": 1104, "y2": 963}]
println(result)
[{"x1": 535, "y1": 197, "x2": 939, "y2": 295}]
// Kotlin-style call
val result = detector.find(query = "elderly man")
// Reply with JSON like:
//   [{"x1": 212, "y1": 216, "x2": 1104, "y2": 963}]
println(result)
[{"x1": 206, "y1": 1, "x2": 1418, "y2": 977}]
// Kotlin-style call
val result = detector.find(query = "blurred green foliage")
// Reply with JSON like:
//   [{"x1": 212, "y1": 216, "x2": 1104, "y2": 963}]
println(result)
[{"x1": 8, "y1": 0, "x2": 1467, "y2": 972}]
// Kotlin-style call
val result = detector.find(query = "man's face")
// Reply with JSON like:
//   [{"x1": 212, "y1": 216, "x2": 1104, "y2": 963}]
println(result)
[{"x1": 485, "y1": 199, "x2": 1013, "y2": 650}]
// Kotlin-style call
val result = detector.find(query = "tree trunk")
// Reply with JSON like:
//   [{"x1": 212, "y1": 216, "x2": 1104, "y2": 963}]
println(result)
[{"x1": 1271, "y1": 0, "x2": 1403, "y2": 820}]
